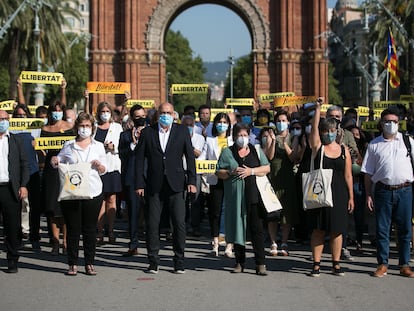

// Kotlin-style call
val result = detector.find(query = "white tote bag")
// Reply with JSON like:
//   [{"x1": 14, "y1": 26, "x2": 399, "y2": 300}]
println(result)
[
  {"x1": 57, "y1": 162, "x2": 92, "y2": 201},
  {"x1": 301, "y1": 145, "x2": 333, "y2": 210}
]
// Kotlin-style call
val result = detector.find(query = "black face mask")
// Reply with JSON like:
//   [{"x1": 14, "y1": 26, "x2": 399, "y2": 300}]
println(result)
[{"x1": 133, "y1": 117, "x2": 146, "y2": 127}]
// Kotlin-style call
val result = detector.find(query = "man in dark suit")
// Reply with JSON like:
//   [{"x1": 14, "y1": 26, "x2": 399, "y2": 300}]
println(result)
[
  {"x1": 119, "y1": 104, "x2": 146, "y2": 256},
  {"x1": 135, "y1": 103, "x2": 196, "y2": 274},
  {"x1": 0, "y1": 110, "x2": 30, "y2": 273}
]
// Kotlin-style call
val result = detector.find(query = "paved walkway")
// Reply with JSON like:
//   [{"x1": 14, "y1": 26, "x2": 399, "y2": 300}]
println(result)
[{"x1": 0, "y1": 216, "x2": 413, "y2": 311}]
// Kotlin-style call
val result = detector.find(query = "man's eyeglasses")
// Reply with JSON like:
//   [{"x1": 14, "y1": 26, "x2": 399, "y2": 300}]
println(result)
[{"x1": 383, "y1": 120, "x2": 399, "y2": 124}]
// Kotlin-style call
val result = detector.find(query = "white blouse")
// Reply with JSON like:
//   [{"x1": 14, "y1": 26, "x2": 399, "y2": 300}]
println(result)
[{"x1": 57, "y1": 139, "x2": 107, "y2": 197}]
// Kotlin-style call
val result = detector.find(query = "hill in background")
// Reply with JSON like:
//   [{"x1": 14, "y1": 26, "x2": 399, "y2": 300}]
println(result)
[{"x1": 203, "y1": 61, "x2": 228, "y2": 84}]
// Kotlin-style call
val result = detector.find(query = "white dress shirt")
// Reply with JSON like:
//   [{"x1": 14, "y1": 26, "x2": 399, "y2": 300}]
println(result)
[
  {"x1": 361, "y1": 132, "x2": 414, "y2": 185},
  {"x1": 0, "y1": 131, "x2": 10, "y2": 183},
  {"x1": 158, "y1": 123, "x2": 172, "y2": 153}
]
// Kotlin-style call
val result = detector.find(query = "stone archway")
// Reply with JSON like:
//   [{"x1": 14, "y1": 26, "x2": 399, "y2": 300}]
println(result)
[{"x1": 89, "y1": 0, "x2": 328, "y2": 107}]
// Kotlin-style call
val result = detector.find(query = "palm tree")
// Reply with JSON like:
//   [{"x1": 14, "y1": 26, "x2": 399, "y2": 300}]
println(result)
[{"x1": 0, "y1": 0, "x2": 80, "y2": 99}]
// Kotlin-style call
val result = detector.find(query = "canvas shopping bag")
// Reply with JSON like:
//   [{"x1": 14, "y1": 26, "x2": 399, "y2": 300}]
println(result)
[
  {"x1": 57, "y1": 162, "x2": 92, "y2": 201},
  {"x1": 301, "y1": 145, "x2": 333, "y2": 210}
]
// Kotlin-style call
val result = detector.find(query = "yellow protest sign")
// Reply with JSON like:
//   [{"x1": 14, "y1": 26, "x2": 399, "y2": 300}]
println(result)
[
  {"x1": 20, "y1": 71, "x2": 64, "y2": 85},
  {"x1": 259, "y1": 92, "x2": 295, "y2": 102},
  {"x1": 320, "y1": 104, "x2": 331, "y2": 113},
  {"x1": 195, "y1": 160, "x2": 218, "y2": 174},
  {"x1": 170, "y1": 84, "x2": 209, "y2": 94},
  {"x1": 126, "y1": 100, "x2": 155, "y2": 109},
  {"x1": 373, "y1": 101, "x2": 409, "y2": 110},
  {"x1": 357, "y1": 106, "x2": 370, "y2": 117},
  {"x1": 361, "y1": 121, "x2": 379, "y2": 132},
  {"x1": 9, "y1": 118, "x2": 44, "y2": 130},
  {"x1": 0, "y1": 100, "x2": 15, "y2": 111},
  {"x1": 400, "y1": 95, "x2": 414, "y2": 102},
  {"x1": 225, "y1": 98, "x2": 254, "y2": 106},
  {"x1": 34, "y1": 136, "x2": 76, "y2": 150},
  {"x1": 86, "y1": 82, "x2": 131, "y2": 94},
  {"x1": 210, "y1": 108, "x2": 234, "y2": 121},
  {"x1": 399, "y1": 120, "x2": 407, "y2": 131},
  {"x1": 373, "y1": 109, "x2": 383, "y2": 119},
  {"x1": 274, "y1": 96, "x2": 317, "y2": 107}
]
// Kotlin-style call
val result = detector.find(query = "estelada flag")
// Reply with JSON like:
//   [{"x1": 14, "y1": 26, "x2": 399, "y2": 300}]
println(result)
[{"x1": 384, "y1": 29, "x2": 400, "y2": 88}]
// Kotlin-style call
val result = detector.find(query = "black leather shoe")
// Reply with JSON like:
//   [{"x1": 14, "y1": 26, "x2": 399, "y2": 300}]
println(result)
[{"x1": 6, "y1": 260, "x2": 18, "y2": 273}]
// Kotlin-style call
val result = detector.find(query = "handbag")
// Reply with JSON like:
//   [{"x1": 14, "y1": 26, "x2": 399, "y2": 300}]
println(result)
[
  {"x1": 57, "y1": 162, "x2": 92, "y2": 201},
  {"x1": 254, "y1": 145, "x2": 283, "y2": 220},
  {"x1": 301, "y1": 145, "x2": 333, "y2": 210}
]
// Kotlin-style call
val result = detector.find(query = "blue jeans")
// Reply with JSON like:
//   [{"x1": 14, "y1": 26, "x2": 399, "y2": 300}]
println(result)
[{"x1": 374, "y1": 184, "x2": 413, "y2": 266}]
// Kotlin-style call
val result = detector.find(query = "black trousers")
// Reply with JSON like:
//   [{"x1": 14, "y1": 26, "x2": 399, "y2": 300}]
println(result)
[
  {"x1": 0, "y1": 184, "x2": 21, "y2": 261},
  {"x1": 145, "y1": 179, "x2": 186, "y2": 268},
  {"x1": 28, "y1": 172, "x2": 42, "y2": 242},
  {"x1": 208, "y1": 184, "x2": 224, "y2": 237},
  {"x1": 61, "y1": 194, "x2": 103, "y2": 266},
  {"x1": 124, "y1": 185, "x2": 143, "y2": 250},
  {"x1": 234, "y1": 203, "x2": 265, "y2": 266}
]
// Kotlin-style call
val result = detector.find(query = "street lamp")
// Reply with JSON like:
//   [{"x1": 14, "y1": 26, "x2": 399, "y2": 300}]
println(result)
[{"x1": 228, "y1": 51, "x2": 235, "y2": 99}]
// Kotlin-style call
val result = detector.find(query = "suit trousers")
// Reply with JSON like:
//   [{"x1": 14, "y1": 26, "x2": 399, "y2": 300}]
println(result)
[
  {"x1": 28, "y1": 172, "x2": 42, "y2": 242},
  {"x1": 0, "y1": 184, "x2": 21, "y2": 261},
  {"x1": 125, "y1": 185, "x2": 143, "y2": 250},
  {"x1": 146, "y1": 179, "x2": 186, "y2": 268},
  {"x1": 61, "y1": 194, "x2": 103, "y2": 266}
]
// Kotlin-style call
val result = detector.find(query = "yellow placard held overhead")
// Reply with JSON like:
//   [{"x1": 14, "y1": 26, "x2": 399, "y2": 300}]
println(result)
[
  {"x1": 361, "y1": 121, "x2": 379, "y2": 132},
  {"x1": 34, "y1": 136, "x2": 76, "y2": 150},
  {"x1": 259, "y1": 92, "x2": 295, "y2": 102},
  {"x1": 373, "y1": 109, "x2": 383, "y2": 119},
  {"x1": 170, "y1": 84, "x2": 209, "y2": 94},
  {"x1": 373, "y1": 101, "x2": 409, "y2": 110},
  {"x1": 195, "y1": 160, "x2": 218, "y2": 174},
  {"x1": 225, "y1": 98, "x2": 254, "y2": 106},
  {"x1": 320, "y1": 104, "x2": 331, "y2": 113},
  {"x1": 86, "y1": 82, "x2": 131, "y2": 94},
  {"x1": 0, "y1": 100, "x2": 15, "y2": 111},
  {"x1": 357, "y1": 106, "x2": 370, "y2": 117},
  {"x1": 274, "y1": 96, "x2": 317, "y2": 107},
  {"x1": 20, "y1": 71, "x2": 64, "y2": 85},
  {"x1": 399, "y1": 120, "x2": 407, "y2": 132},
  {"x1": 9, "y1": 118, "x2": 44, "y2": 130},
  {"x1": 210, "y1": 108, "x2": 234, "y2": 121},
  {"x1": 27, "y1": 105, "x2": 39, "y2": 115},
  {"x1": 126, "y1": 100, "x2": 155, "y2": 109}
]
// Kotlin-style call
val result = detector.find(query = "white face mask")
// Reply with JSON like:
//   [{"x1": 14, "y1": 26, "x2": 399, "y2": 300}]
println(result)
[
  {"x1": 236, "y1": 136, "x2": 249, "y2": 148},
  {"x1": 78, "y1": 127, "x2": 92, "y2": 138},
  {"x1": 382, "y1": 121, "x2": 399, "y2": 136},
  {"x1": 100, "y1": 112, "x2": 111, "y2": 122},
  {"x1": 305, "y1": 125, "x2": 312, "y2": 134},
  {"x1": 291, "y1": 129, "x2": 302, "y2": 137},
  {"x1": 122, "y1": 115, "x2": 129, "y2": 123}
]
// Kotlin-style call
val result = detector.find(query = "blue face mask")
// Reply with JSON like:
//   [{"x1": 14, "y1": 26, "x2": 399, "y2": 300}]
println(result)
[
  {"x1": 0, "y1": 120, "x2": 9, "y2": 133},
  {"x1": 216, "y1": 123, "x2": 228, "y2": 133},
  {"x1": 43, "y1": 118, "x2": 48, "y2": 125},
  {"x1": 159, "y1": 114, "x2": 173, "y2": 127},
  {"x1": 321, "y1": 131, "x2": 337, "y2": 145},
  {"x1": 188, "y1": 126, "x2": 193, "y2": 136},
  {"x1": 51, "y1": 111, "x2": 63, "y2": 121},
  {"x1": 276, "y1": 122, "x2": 289, "y2": 132},
  {"x1": 241, "y1": 115, "x2": 252, "y2": 125}
]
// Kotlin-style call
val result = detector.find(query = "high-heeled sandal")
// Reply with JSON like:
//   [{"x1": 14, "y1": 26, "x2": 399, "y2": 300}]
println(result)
[
  {"x1": 310, "y1": 262, "x2": 321, "y2": 277},
  {"x1": 211, "y1": 241, "x2": 219, "y2": 257},
  {"x1": 108, "y1": 231, "x2": 116, "y2": 244},
  {"x1": 96, "y1": 231, "x2": 105, "y2": 246},
  {"x1": 66, "y1": 265, "x2": 78, "y2": 276},
  {"x1": 332, "y1": 261, "x2": 345, "y2": 276},
  {"x1": 85, "y1": 264, "x2": 97, "y2": 276},
  {"x1": 224, "y1": 244, "x2": 233, "y2": 258}
]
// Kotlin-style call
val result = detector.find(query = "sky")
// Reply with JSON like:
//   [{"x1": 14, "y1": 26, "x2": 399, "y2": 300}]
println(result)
[{"x1": 169, "y1": 1, "x2": 362, "y2": 62}]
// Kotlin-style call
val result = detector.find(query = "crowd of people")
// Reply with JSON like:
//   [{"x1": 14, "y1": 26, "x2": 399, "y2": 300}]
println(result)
[{"x1": 0, "y1": 84, "x2": 413, "y2": 278}]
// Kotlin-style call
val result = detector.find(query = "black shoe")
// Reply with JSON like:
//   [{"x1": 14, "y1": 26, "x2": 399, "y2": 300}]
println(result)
[
  {"x1": 31, "y1": 241, "x2": 41, "y2": 251},
  {"x1": 6, "y1": 260, "x2": 18, "y2": 273},
  {"x1": 122, "y1": 249, "x2": 138, "y2": 257},
  {"x1": 145, "y1": 264, "x2": 159, "y2": 274}
]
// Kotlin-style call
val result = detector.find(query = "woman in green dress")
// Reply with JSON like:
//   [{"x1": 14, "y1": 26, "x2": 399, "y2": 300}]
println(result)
[{"x1": 216, "y1": 123, "x2": 270, "y2": 275}]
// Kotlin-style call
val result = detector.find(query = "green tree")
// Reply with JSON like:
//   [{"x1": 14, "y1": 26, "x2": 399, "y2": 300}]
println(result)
[
  {"x1": 0, "y1": 0, "x2": 80, "y2": 100},
  {"x1": 224, "y1": 54, "x2": 253, "y2": 99},
  {"x1": 165, "y1": 30, "x2": 206, "y2": 113},
  {"x1": 328, "y1": 61, "x2": 343, "y2": 105}
]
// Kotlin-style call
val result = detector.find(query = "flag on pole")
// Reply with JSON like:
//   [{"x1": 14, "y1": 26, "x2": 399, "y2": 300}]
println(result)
[{"x1": 384, "y1": 29, "x2": 400, "y2": 88}]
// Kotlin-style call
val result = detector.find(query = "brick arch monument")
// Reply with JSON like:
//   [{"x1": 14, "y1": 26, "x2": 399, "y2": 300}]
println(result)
[{"x1": 89, "y1": 0, "x2": 328, "y2": 108}]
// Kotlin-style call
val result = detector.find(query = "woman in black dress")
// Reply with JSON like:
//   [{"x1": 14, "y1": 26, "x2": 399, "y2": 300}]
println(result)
[{"x1": 307, "y1": 98, "x2": 354, "y2": 277}]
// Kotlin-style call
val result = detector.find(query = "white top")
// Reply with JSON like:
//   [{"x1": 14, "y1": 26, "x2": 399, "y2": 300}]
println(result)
[
  {"x1": 0, "y1": 131, "x2": 10, "y2": 183},
  {"x1": 93, "y1": 122, "x2": 123, "y2": 173},
  {"x1": 194, "y1": 122, "x2": 213, "y2": 138},
  {"x1": 57, "y1": 139, "x2": 108, "y2": 197},
  {"x1": 158, "y1": 123, "x2": 172, "y2": 152},
  {"x1": 183, "y1": 132, "x2": 206, "y2": 171},
  {"x1": 361, "y1": 132, "x2": 414, "y2": 185}
]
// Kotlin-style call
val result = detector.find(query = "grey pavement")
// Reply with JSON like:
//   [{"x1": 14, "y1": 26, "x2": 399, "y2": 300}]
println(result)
[{"x1": 0, "y1": 216, "x2": 413, "y2": 311}]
